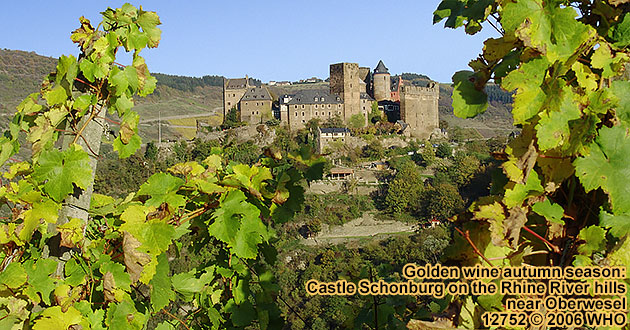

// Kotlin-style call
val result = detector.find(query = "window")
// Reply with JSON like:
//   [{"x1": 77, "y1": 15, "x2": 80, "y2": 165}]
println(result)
[
  {"x1": 302, "y1": 105, "x2": 305, "y2": 108},
  {"x1": 315, "y1": 112, "x2": 318, "y2": 116},
  {"x1": 295, "y1": 112, "x2": 298, "y2": 117},
  {"x1": 233, "y1": 94, "x2": 236, "y2": 97},
  {"x1": 314, "y1": 97, "x2": 318, "y2": 101},
  {"x1": 245, "y1": 102, "x2": 248, "y2": 105},
  {"x1": 227, "y1": 102, "x2": 231, "y2": 106},
  {"x1": 321, "y1": 97, "x2": 325, "y2": 102},
  {"x1": 301, "y1": 112, "x2": 305, "y2": 116},
  {"x1": 328, "y1": 104, "x2": 331, "y2": 108},
  {"x1": 328, "y1": 112, "x2": 331, "y2": 116},
  {"x1": 314, "y1": 104, "x2": 318, "y2": 109},
  {"x1": 295, "y1": 105, "x2": 298, "y2": 109}
]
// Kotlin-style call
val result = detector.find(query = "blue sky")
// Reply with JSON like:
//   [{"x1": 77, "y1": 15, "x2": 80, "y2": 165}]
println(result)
[{"x1": 0, "y1": 1, "x2": 498, "y2": 83}]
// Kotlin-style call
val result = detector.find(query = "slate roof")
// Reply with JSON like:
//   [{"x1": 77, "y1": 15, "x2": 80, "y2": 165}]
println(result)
[
  {"x1": 286, "y1": 89, "x2": 343, "y2": 105},
  {"x1": 241, "y1": 86, "x2": 272, "y2": 101},
  {"x1": 374, "y1": 60, "x2": 389, "y2": 74},
  {"x1": 360, "y1": 92, "x2": 374, "y2": 100},
  {"x1": 225, "y1": 78, "x2": 248, "y2": 89}
]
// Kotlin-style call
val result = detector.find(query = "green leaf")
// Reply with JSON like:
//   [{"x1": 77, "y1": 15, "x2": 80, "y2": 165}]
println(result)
[
  {"x1": 600, "y1": 210, "x2": 630, "y2": 238},
  {"x1": 611, "y1": 81, "x2": 630, "y2": 125},
  {"x1": 113, "y1": 133, "x2": 141, "y2": 159},
  {"x1": 33, "y1": 306, "x2": 83, "y2": 330},
  {"x1": 0, "y1": 263, "x2": 27, "y2": 289},
  {"x1": 20, "y1": 198, "x2": 61, "y2": 242},
  {"x1": 531, "y1": 199, "x2": 564, "y2": 224},
  {"x1": 502, "y1": 0, "x2": 592, "y2": 62},
  {"x1": 75, "y1": 300, "x2": 106, "y2": 330},
  {"x1": 33, "y1": 144, "x2": 92, "y2": 202},
  {"x1": 100, "y1": 260, "x2": 131, "y2": 291},
  {"x1": 535, "y1": 88, "x2": 582, "y2": 151},
  {"x1": 610, "y1": 13, "x2": 630, "y2": 47},
  {"x1": 137, "y1": 173, "x2": 185, "y2": 208},
  {"x1": 141, "y1": 221, "x2": 175, "y2": 255},
  {"x1": 577, "y1": 225, "x2": 606, "y2": 255},
  {"x1": 150, "y1": 253, "x2": 175, "y2": 311},
  {"x1": 208, "y1": 190, "x2": 270, "y2": 259},
  {"x1": 451, "y1": 70, "x2": 488, "y2": 118},
  {"x1": 56, "y1": 55, "x2": 78, "y2": 86},
  {"x1": 503, "y1": 170, "x2": 544, "y2": 208},
  {"x1": 106, "y1": 301, "x2": 146, "y2": 330},
  {"x1": 80, "y1": 58, "x2": 97, "y2": 83},
  {"x1": 226, "y1": 299, "x2": 256, "y2": 327},
  {"x1": 44, "y1": 85, "x2": 68, "y2": 106},
  {"x1": 575, "y1": 124, "x2": 630, "y2": 214},
  {"x1": 502, "y1": 58, "x2": 549, "y2": 124},
  {"x1": 24, "y1": 258, "x2": 57, "y2": 305},
  {"x1": 137, "y1": 8, "x2": 162, "y2": 47}
]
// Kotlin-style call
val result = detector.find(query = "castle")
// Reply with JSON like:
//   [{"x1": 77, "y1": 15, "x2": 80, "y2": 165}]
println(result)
[{"x1": 222, "y1": 60, "x2": 439, "y2": 138}]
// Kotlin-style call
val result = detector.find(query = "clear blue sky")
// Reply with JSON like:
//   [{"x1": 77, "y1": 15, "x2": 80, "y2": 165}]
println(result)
[{"x1": 0, "y1": 1, "x2": 498, "y2": 83}]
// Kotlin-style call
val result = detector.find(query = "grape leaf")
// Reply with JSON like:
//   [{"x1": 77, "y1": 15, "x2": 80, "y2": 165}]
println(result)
[
  {"x1": 208, "y1": 190, "x2": 269, "y2": 259},
  {"x1": 33, "y1": 306, "x2": 83, "y2": 330},
  {"x1": 451, "y1": 70, "x2": 488, "y2": 118},
  {"x1": 24, "y1": 258, "x2": 57, "y2": 305},
  {"x1": 106, "y1": 301, "x2": 146, "y2": 330},
  {"x1": 502, "y1": 58, "x2": 549, "y2": 124},
  {"x1": 137, "y1": 173, "x2": 185, "y2": 208},
  {"x1": 0, "y1": 262, "x2": 27, "y2": 289},
  {"x1": 532, "y1": 199, "x2": 564, "y2": 224},
  {"x1": 577, "y1": 225, "x2": 606, "y2": 255},
  {"x1": 575, "y1": 124, "x2": 630, "y2": 214},
  {"x1": 599, "y1": 210, "x2": 630, "y2": 238},
  {"x1": 150, "y1": 253, "x2": 174, "y2": 311},
  {"x1": 535, "y1": 88, "x2": 582, "y2": 151},
  {"x1": 33, "y1": 144, "x2": 92, "y2": 202},
  {"x1": 113, "y1": 133, "x2": 141, "y2": 159}
]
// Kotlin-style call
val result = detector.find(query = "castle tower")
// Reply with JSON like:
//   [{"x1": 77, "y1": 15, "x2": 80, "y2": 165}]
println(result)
[
  {"x1": 330, "y1": 63, "x2": 361, "y2": 122},
  {"x1": 400, "y1": 81, "x2": 439, "y2": 138},
  {"x1": 372, "y1": 60, "x2": 391, "y2": 101}
]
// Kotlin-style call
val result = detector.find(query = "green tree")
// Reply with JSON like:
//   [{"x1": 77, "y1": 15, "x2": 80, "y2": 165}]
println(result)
[
  {"x1": 348, "y1": 113, "x2": 366, "y2": 129},
  {"x1": 144, "y1": 141, "x2": 158, "y2": 160},
  {"x1": 369, "y1": 101, "x2": 381, "y2": 124},
  {"x1": 416, "y1": 182, "x2": 463, "y2": 220},
  {"x1": 222, "y1": 106, "x2": 241, "y2": 129},
  {"x1": 322, "y1": 114, "x2": 345, "y2": 128},
  {"x1": 435, "y1": 142, "x2": 452, "y2": 158},
  {"x1": 385, "y1": 162, "x2": 423, "y2": 214},
  {"x1": 362, "y1": 139, "x2": 385, "y2": 160}
]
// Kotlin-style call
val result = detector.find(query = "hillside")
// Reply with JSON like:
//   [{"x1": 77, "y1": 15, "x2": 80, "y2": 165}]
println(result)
[
  {"x1": 0, "y1": 49, "x2": 222, "y2": 141},
  {"x1": 0, "y1": 49, "x2": 514, "y2": 142}
]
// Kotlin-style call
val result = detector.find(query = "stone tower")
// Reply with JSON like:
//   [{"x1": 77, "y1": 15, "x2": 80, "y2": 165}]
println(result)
[
  {"x1": 372, "y1": 60, "x2": 391, "y2": 101},
  {"x1": 400, "y1": 81, "x2": 439, "y2": 139},
  {"x1": 330, "y1": 63, "x2": 361, "y2": 122}
]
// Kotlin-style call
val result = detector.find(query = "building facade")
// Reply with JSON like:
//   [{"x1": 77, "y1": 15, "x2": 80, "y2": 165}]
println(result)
[
  {"x1": 400, "y1": 82, "x2": 440, "y2": 139},
  {"x1": 239, "y1": 86, "x2": 273, "y2": 124}
]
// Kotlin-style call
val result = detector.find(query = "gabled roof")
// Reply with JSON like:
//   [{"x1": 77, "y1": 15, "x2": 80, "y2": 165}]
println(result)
[
  {"x1": 374, "y1": 60, "x2": 389, "y2": 74},
  {"x1": 286, "y1": 89, "x2": 343, "y2": 105},
  {"x1": 241, "y1": 86, "x2": 272, "y2": 101},
  {"x1": 225, "y1": 78, "x2": 248, "y2": 89}
]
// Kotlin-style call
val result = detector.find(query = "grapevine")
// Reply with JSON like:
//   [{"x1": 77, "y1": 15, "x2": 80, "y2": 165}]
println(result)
[
  {"x1": 0, "y1": 4, "x2": 323, "y2": 329},
  {"x1": 430, "y1": 0, "x2": 630, "y2": 328}
]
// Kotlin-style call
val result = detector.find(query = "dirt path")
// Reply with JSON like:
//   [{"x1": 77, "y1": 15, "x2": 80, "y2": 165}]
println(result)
[{"x1": 302, "y1": 212, "x2": 415, "y2": 246}]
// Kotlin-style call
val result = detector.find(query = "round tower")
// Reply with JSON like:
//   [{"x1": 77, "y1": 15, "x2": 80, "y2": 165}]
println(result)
[{"x1": 372, "y1": 60, "x2": 391, "y2": 101}]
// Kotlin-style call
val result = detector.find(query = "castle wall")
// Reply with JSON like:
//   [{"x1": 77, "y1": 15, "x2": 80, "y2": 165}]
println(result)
[
  {"x1": 287, "y1": 103, "x2": 344, "y2": 130},
  {"x1": 373, "y1": 73, "x2": 391, "y2": 101},
  {"x1": 223, "y1": 87, "x2": 247, "y2": 118},
  {"x1": 400, "y1": 83, "x2": 439, "y2": 139},
  {"x1": 330, "y1": 63, "x2": 361, "y2": 122},
  {"x1": 240, "y1": 100, "x2": 273, "y2": 124}
]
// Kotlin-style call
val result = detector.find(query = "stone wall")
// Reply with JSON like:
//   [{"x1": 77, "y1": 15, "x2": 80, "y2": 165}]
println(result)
[
  {"x1": 287, "y1": 102, "x2": 344, "y2": 130},
  {"x1": 330, "y1": 63, "x2": 361, "y2": 122},
  {"x1": 240, "y1": 99, "x2": 272, "y2": 124},
  {"x1": 373, "y1": 73, "x2": 391, "y2": 101},
  {"x1": 223, "y1": 86, "x2": 247, "y2": 119},
  {"x1": 400, "y1": 83, "x2": 439, "y2": 139}
]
